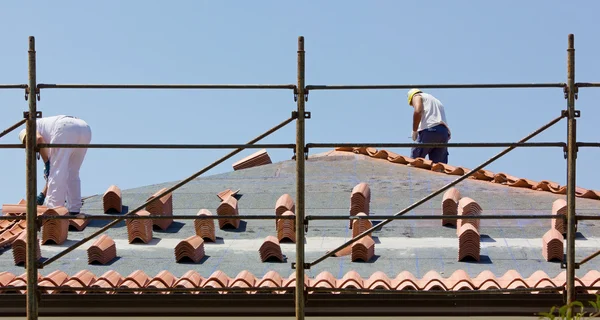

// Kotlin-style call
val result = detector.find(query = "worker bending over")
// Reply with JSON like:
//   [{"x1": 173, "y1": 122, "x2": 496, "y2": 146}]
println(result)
[
  {"x1": 19, "y1": 115, "x2": 92, "y2": 214},
  {"x1": 407, "y1": 89, "x2": 451, "y2": 164}
]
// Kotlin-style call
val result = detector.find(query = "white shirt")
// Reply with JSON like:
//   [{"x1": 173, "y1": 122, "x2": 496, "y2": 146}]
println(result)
[
  {"x1": 36, "y1": 115, "x2": 70, "y2": 144},
  {"x1": 417, "y1": 93, "x2": 450, "y2": 133}
]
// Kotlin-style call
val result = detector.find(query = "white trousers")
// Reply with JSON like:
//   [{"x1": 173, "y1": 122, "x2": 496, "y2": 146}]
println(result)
[{"x1": 45, "y1": 117, "x2": 92, "y2": 213}]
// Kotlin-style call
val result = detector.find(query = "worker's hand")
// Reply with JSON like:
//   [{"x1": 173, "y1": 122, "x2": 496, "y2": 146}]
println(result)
[
  {"x1": 411, "y1": 131, "x2": 418, "y2": 142},
  {"x1": 43, "y1": 160, "x2": 50, "y2": 180},
  {"x1": 36, "y1": 192, "x2": 45, "y2": 206}
]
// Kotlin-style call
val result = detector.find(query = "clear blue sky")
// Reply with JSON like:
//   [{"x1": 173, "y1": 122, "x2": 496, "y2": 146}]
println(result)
[{"x1": 1, "y1": 1, "x2": 600, "y2": 205}]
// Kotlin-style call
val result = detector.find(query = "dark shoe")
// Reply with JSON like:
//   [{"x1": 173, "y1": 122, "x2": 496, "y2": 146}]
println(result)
[{"x1": 69, "y1": 211, "x2": 80, "y2": 216}]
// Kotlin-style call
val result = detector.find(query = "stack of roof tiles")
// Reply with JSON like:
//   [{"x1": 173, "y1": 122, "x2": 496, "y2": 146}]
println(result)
[
  {"x1": 145, "y1": 188, "x2": 173, "y2": 230},
  {"x1": 217, "y1": 188, "x2": 239, "y2": 201},
  {"x1": 333, "y1": 147, "x2": 600, "y2": 200},
  {"x1": 12, "y1": 231, "x2": 41, "y2": 266},
  {"x1": 87, "y1": 234, "x2": 117, "y2": 265},
  {"x1": 68, "y1": 215, "x2": 89, "y2": 231},
  {"x1": 350, "y1": 182, "x2": 371, "y2": 228},
  {"x1": 542, "y1": 228, "x2": 564, "y2": 262},
  {"x1": 275, "y1": 194, "x2": 295, "y2": 227},
  {"x1": 552, "y1": 199, "x2": 567, "y2": 234},
  {"x1": 351, "y1": 235, "x2": 375, "y2": 262},
  {"x1": 259, "y1": 236, "x2": 284, "y2": 262},
  {"x1": 102, "y1": 185, "x2": 123, "y2": 213},
  {"x1": 276, "y1": 210, "x2": 295, "y2": 243},
  {"x1": 456, "y1": 197, "x2": 482, "y2": 262},
  {"x1": 351, "y1": 212, "x2": 372, "y2": 238},
  {"x1": 232, "y1": 149, "x2": 272, "y2": 171},
  {"x1": 216, "y1": 195, "x2": 240, "y2": 229},
  {"x1": 194, "y1": 209, "x2": 216, "y2": 242},
  {"x1": 441, "y1": 187, "x2": 461, "y2": 226},
  {"x1": 456, "y1": 197, "x2": 482, "y2": 235},
  {"x1": 0, "y1": 219, "x2": 26, "y2": 249},
  {"x1": 175, "y1": 235, "x2": 205, "y2": 263},
  {"x1": 40, "y1": 206, "x2": 69, "y2": 245},
  {"x1": 126, "y1": 210, "x2": 153, "y2": 244}
]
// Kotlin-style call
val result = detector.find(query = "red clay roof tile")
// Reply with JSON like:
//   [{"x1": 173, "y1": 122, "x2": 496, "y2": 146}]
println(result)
[
  {"x1": 146, "y1": 188, "x2": 173, "y2": 230},
  {"x1": 175, "y1": 235, "x2": 205, "y2": 263},
  {"x1": 12, "y1": 231, "x2": 41, "y2": 266},
  {"x1": 102, "y1": 185, "x2": 123, "y2": 213},
  {"x1": 442, "y1": 187, "x2": 461, "y2": 226},
  {"x1": 194, "y1": 209, "x2": 216, "y2": 242},
  {"x1": 276, "y1": 210, "x2": 296, "y2": 243},
  {"x1": 259, "y1": 236, "x2": 284, "y2": 262},
  {"x1": 216, "y1": 195, "x2": 240, "y2": 229},
  {"x1": 126, "y1": 210, "x2": 153, "y2": 244},
  {"x1": 40, "y1": 206, "x2": 69, "y2": 245},
  {"x1": 88, "y1": 234, "x2": 117, "y2": 265},
  {"x1": 351, "y1": 235, "x2": 375, "y2": 262},
  {"x1": 542, "y1": 228, "x2": 564, "y2": 262},
  {"x1": 232, "y1": 149, "x2": 272, "y2": 171}
]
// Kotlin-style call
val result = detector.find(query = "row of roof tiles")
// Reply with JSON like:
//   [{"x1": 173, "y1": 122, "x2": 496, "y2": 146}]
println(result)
[
  {"x1": 335, "y1": 147, "x2": 600, "y2": 200},
  {"x1": 0, "y1": 269, "x2": 598, "y2": 293}
]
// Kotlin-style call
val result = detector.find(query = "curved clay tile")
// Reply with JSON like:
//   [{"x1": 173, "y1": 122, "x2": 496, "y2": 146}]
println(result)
[
  {"x1": 194, "y1": 209, "x2": 216, "y2": 242},
  {"x1": 542, "y1": 228, "x2": 564, "y2": 262},
  {"x1": 334, "y1": 146, "x2": 354, "y2": 152},
  {"x1": 441, "y1": 187, "x2": 461, "y2": 226},
  {"x1": 350, "y1": 182, "x2": 371, "y2": 227},
  {"x1": 12, "y1": 231, "x2": 41, "y2": 266},
  {"x1": 146, "y1": 270, "x2": 177, "y2": 294},
  {"x1": 419, "y1": 270, "x2": 448, "y2": 291},
  {"x1": 217, "y1": 188, "x2": 239, "y2": 201},
  {"x1": 230, "y1": 270, "x2": 257, "y2": 293},
  {"x1": 146, "y1": 188, "x2": 173, "y2": 230},
  {"x1": 468, "y1": 169, "x2": 495, "y2": 181},
  {"x1": 352, "y1": 147, "x2": 368, "y2": 155},
  {"x1": 0, "y1": 272, "x2": 16, "y2": 287},
  {"x1": 175, "y1": 235, "x2": 205, "y2": 263},
  {"x1": 368, "y1": 149, "x2": 389, "y2": 159},
  {"x1": 59, "y1": 270, "x2": 97, "y2": 294},
  {"x1": 457, "y1": 197, "x2": 482, "y2": 234},
  {"x1": 351, "y1": 235, "x2": 375, "y2": 262},
  {"x1": 472, "y1": 270, "x2": 501, "y2": 290},
  {"x1": 388, "y1": 154, "x2": 413, "y2": 164},
  {"x1": 533, "y1": 180, "x2": 560, "y2": 192},
  {"x1": 331, "y1": 245, "x2": 352, "y2": 257},
  {"x1": 458, "y1": 223, "x2": 480, "y2": 262},
  {"x1": 40, "y1": 206, "x2": 69, "y2": 245},
  {"x1": 173, "y1": 270, "x2": 203, "y2": 289},
  {"x1": 119, "y1": 270, "x2": 150, "y2": 294},
  {"x1": 392, "y1": 271, "x2": 419, "y2": 291},
  {"x1": 364, "y1": 271, "x2": 392, "y2": 290},
  {"x1": 232, "y1": 149, "x2": 272, "y2": 171},
  {"x1": 548, "y1": 184, "x2": 567, "y2": 195},
  {"x1": 498, "y1": 270, "x2": 528, "y2": 289},
  {"x1": 551, "y1": 198, "x2": 567, "y2": 234},
  {"x1": 366, "y1": 147, "x2": 378, "y2": 157},
  {"x1": 445, "y1": 270, "x2": 475, "y2": 291},
  {"x1": 580, "y1": 270, "x2": 600, "y2": 294},
  {"x1": 351, "y1": 212, "x2": 372, "y2": 238},
  {"x1": 277, "y1": 210, "x2": 296, "y2": 243},
  {"x1": 4, "y1": 272, "x2": 42, "y2": 294},
  {"x1": 575, "y1": 187, "x2": 600, "y2": 200},
  {"x1": 102, "y1": 185, "x2": 122, "y2": 213},
  {"x1": 283, "y1": 272, "x2": 310, "y2": 290},
  {"x1": 217, "y1": 195, "x2": 240, "y2": 229},
  {"x1": 275, "y1": 194, "x2": 295, "y2": 228},
  {"x1": 408, "y1": 157, "x2": 433, "y2": 169},
  {"x1": 431, "y1": 163, "x2": 466, "y2": 176},
  {"x1": 88, "y1": 234, "x2": 117, "y2": 265},
  {"x1": 256, "y1": 271, "x2": 283, "y2": 290},
  {"x1": 126, "y1": 210, "x2": 153, "y2": 244},
  {"x1": 1, "y1": 203, "x2": 48, "y2": 216},
  {"x1": 526, "y1": 270, "x2": 556, "y2": 289},
  {"x1": 39, "y1": 270, "x2": 69, "y2": 294},
  {"x1": 0, "y1": 218, "x2": 16, "y2": 234},
  {"x1": 203, "y1": 270, "x2": 230, "y2": 289},
  {"x1": 338, "y1": 270, "x2": 363, "y2": 289},
  {"x1": 259, "y1": 235, "x2": 284, "y2": 262},
  {"x1": 69, "y1": 217, "x2": 89, "y2": 232},
  {"x1": 311, "y1": 271, "x2": 337, "y2": 289},
  {"x1": 90, "y1": 270, "x2": 123, "y2": 294}
]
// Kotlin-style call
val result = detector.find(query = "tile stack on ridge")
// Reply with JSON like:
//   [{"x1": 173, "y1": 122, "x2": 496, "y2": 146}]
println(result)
[
  {"x1": 217, "y1": 195, "x2": 240, "y2": 229},
  {"x1": 275, "y1": 194, "x2": 295, "y2": 227},
  {"x1": 146, "y1": 188, "x2": 173, "y2": 230},
  {"x1": 259, "y1": 235, "x2": 284, "y2": 262},
  {"x1": 40, "y1": 206, "x2": 69, "y2": 245},
  {"x1": 351, "y1": 212, "x2": 372, "y2": 238},
  {"x1": 441, "y1": 187, "x2": 461, "y2": 226},
  {"x1": 351, "y1": 235, "x2": 375, "y2": 262},
  {"x1": 102, "y1": 185, "x2": 123, "y2": 213},
  {"x1": 552, "y1": 199, "x2": 567, "y2": 234},
  {"x1": 276, "y1": 210, "x2": 295, "y2": 243},
  {"x1": 12, "y1": 231, "x2": 41, "y2": 266},
  {"x1": 232, "y1": 149, "x2": 272, "y2": 171},
  {"x1": 2, "y1": 269, "x2": 600, "y2": 293},
  {"x1": 458, "y1": 223, "x2": 480, "y2": 262},
  {"x1": 68, "y1": 215, "x2": 89, "y2": 232},
  {"x1": 194, "y1": 209, "x2": 216, "y2": 242},
  {"x1": 333, "y1": 147, "x2": 600, "y2": 200},
  {"x1": 542, "y1": 228, "x2": 564, "y2": 262},
  {"x1": 57, "y1": 270, "x2": 97, "y2": 294},
  {"x1": 175, "y1": 235, "x2": 205, "y2": 263},
  {"x1": 350, "y1": 182, "x2": 371, "y2": 228},
  {"x1": 217, "y1": 189, "x2": 239, "y2": 201},
  {"x1": 126, "y1": 210, "x2": 153, "y2": 244},
  {"x1": 88, "y1": 234, "x2": 117, "y2": 265},
  {"x1": 456, "y1": 197, "x2": 482, "y2": 235}
]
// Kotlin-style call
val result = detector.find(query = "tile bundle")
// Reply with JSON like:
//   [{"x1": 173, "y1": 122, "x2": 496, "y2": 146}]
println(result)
[
  {"x1": 542, "y1": 228, "x2": 564, "y2": 262},
  {"x1": 12, "y1": 231, "x2": 41, "y2": 266},
  {"x1": 145, "y1": 188, "x2": 173, "y2": 230},
  {"x1": 351, "y1": 235, "x2": 375, "y2": 262},
  {"x1": 102, "y1": 185, "x2": 123, "y2": 213},
  {"x1": 259, "y1": 236, "x2": 284, "y2": 262},
  {"x1": 441, "y1": 187, "x2": 461, "y2": 226},
  {"x1": 40, "y1": 206, "x2": 69, "y2": 245},
  {"x1": 456, "y1": 197, "x2": 482, "y2": 235},
  {"x1": 175, "y1": 235, "x2": 205, "y2": 263},
  {"x1": 457, "y1": 223, "x2": 480, "y2": 262},
  {"x1": 350, "y1": 182, "x2": 371, "y2": 228},
  {"x1": 275, "y1": 194, "x2": 295, "y2": 227},
  {"x1": 87, "y1": 234, "x2": 117, "y2": 265},
  {"x1": 194, "y1": 209, "x2": 216, "y2": 242},
  {"x1": 276, "y1": 210, "x2": 295, "y2": 243},
  {"x1": 351, "y1": 212, "x2": 372, "y2": 238},
  {"x1": 216, "y1": 195, "x2": 240, "y2": 229},
  {"x1": 232, "y1": 149, "x2": 272, "y2": 171},
  {"x1": 126, "y1": 210, "x2": 153, "y2": 244},
  {"x1": 552, "y1": 199, "x2": 567, "y2": 234},
  {"x1": 217, "y1": 188, "x2": 239, "y2": 201}
]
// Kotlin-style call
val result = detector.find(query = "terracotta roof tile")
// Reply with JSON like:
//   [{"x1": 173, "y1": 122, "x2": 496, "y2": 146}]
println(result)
[
  {"x1": 338, "y1": 270, "x2": 363, "y2": 289},
  {"x1": 12, "y1": 231, "x2": 41, "y2": 266},
  {"x1": 173, "y1": 270, "x2": 203, "y2": 292},
  {"x1": 146, "y1": 188, "x2": 173, "y2": 230},
  {"x1": 174, "y1": 235, "x2": 205, "y2": 263},
  {"x1": 364, "y1": 271, "x2": 393, "y2": 290},
  {"x1": 87, "y1": 234, "x2": 117, "y2": 265},
  {"x1": 102, "y1": 185, "x2": 123, "y2": 213},
  {"x1": 58, "y1": 270, "x2": 97, "y2": 294},
  {"x1": 0, "y1": 272, "x2": 16, "y2": 287},
  {"x1": 393, "y1": 271, "x2": 420, "y2": 291},
  {"x1": 1, "y1": 203, "x2": 48, "y2": 216},
  {"x1": 119, "y1": 270, "x2": 150, "y2": 294},
  {"x1": 542, "y1": 228, "x2": 564, "y2": 262},
  {"x1": 40, "y1": 206, "x2": 69, "y2": 245},
  {"x1": 275, "y1": 194, "x2": 295, "y2": 227},
  {"x1": 310, "y1": 271, "x2": 337, "y2": 289},
  {"x1": 420, "y1": 270, "x2": 448, "y2": 291},
  {"x1": 441, "y1": 187, "x2": 461, "y2": 226},
  {"x1": 126, "y1": 210, "x2": 153, "y2": 244},
  {"x1": 69, "y1": 216, "x2": 90, "y2": 231},
  {"x1": 276, "y1": 210, "x2": 295, "y2": 243},
  {"x1": 432, "y1": 163, "x2": 466, "y2": 175},
  {"x1": 351, "y1": 212, "x2": 372, "y2": 238},
  {"x1": 259, "y1": 235, "x2": 284, "y2": 262},
  {"x1": 39, "y1": 270, "x2": 69, "y2": 294},
  {"x1": 216, "y1": 195, "x2": 240, "y2": 229},
  {"x1": 89, "y1": 270, "x2": 123, "y2": 294},
  {"x1": 194, "y1": 209, "x2": 216, "y2": 242},
  {"x1": 203, "y1": 270, "x2": 230, "y2": 289},
  {"x1": 351, "y1": 235, "x2": 375, "y2": 262},
  {"x1": 552, "y1": 199, "x2": 567, "y2": 234},
  {"x1": 350, "y1": 182, "x2": 371, "y2": 228},
  {"x1": 457, "y1": 197, "x2": 482, "y2": 234},
  {"x1": 217, "y1": 188, "x2": 239, "y2": 201},
  {"x1": 458, "y1": 223, "x2": 480, "y2": 262},
  {"x1": 147, "y1": 270, "x2": 178, "y2": 294},
  {"x1": 232, "y1": 149, "x2": 272, "y2": 171}
]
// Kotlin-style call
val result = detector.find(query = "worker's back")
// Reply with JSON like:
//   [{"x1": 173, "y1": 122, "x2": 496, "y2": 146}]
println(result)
[{"x1": 417, "y1": 93, "x2": 449, "y2": 132}]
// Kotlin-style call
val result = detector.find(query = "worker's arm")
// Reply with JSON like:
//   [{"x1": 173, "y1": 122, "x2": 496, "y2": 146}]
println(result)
[
  {"x1": 36, "y1": 132, "x2": 49, "y2": 163},
  {"x1": 412, "y1": 95, "x2": 424, "y2": 132}
]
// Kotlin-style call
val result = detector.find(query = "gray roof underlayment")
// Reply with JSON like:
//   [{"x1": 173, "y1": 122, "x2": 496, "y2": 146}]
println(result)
[{"x1": 2, "y1": 150, "x2": 599, "y2": 281}]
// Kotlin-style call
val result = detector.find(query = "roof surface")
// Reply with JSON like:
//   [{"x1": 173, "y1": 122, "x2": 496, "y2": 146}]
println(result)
[{"x1": 1, "y1": 150, "x2": 599, "y2": 284}]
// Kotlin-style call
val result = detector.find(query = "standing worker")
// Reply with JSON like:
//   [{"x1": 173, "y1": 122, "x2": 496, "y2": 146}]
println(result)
[
  {"x1": 407, "y1": 89, "x2": 451, "y2": 164},
  {"x1": 19, "y1": 115, "x2": 92, "y2": 214}
]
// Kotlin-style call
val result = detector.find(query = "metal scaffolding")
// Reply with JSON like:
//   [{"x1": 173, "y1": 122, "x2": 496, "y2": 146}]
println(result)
[{"x1": 0, "y1": 34, "x2": 597, "y2": 320}]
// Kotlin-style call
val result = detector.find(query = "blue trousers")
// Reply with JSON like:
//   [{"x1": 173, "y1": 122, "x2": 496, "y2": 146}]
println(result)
[{"x1": 411, "y1": 124, "x2": 449, "y2": 164}]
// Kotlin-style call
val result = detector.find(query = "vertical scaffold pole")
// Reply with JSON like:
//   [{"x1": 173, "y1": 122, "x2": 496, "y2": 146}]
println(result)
[
  {"x1": 26, "y1": 35, "x2": 39, "y2": 320},
  {"x1": 565, "y1": 33, "x2": 577, "y2": 313},
  {"x1": 295, "y1": 35, "x2": 306, "y2": 320}
]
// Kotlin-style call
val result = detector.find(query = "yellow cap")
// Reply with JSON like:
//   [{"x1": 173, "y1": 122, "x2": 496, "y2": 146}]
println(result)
[{"x1": 407, "y1": 88, "x2": 422, "y2": 106}]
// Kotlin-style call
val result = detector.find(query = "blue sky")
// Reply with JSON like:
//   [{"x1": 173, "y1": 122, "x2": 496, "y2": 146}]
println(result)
[{"x1": 1, "y1": 1, "x2": 599, "y2": 205}]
